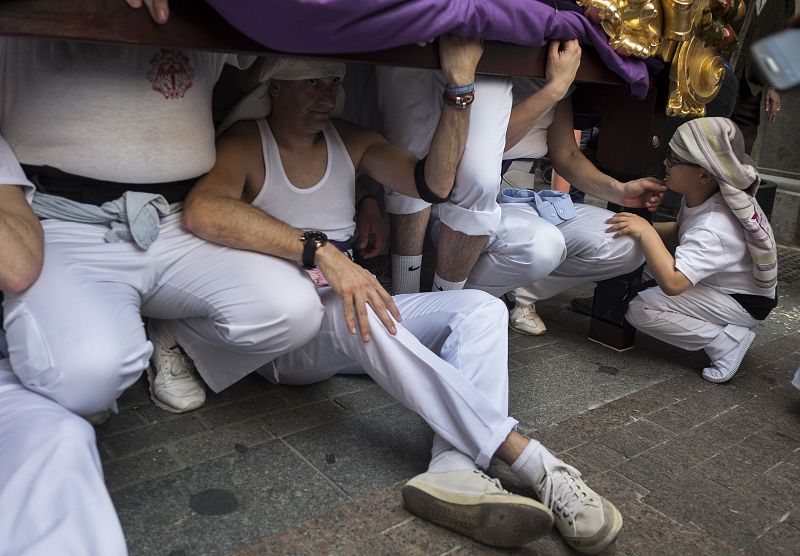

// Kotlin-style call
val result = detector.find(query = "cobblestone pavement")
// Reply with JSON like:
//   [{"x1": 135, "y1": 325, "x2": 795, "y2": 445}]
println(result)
[{"x1": 98, "y1": 255, "x2": 800, "y2": 555}]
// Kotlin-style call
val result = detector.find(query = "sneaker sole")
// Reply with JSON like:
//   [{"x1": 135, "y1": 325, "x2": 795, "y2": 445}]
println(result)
[
  {"x1": 508, "y1": 323, "x2": 547, "y2": 337},
  {"x1": 702, "y1": 331, "x2": 755, "y2": 384},
  {"x1": 402, "y1": 482, "x2": 554, "y2": 548},
  {"x1": 565, "y1": 501, "x2": 624, "y2": 554},
  {"x1": 145, "y1": 365, "x2": 205, "y2": 414}
]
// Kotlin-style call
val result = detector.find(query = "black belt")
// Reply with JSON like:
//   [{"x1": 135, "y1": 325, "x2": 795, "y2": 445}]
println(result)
[
  {"x1": 22, "y1": 164, "x2": 197, "y2": 205},
  {"x1": 730, "y1": 290, "x2": 778, "y2": 321}
]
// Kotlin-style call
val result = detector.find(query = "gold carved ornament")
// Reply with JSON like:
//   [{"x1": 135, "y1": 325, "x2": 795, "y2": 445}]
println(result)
[{"x1": 576, "y1": 0, "x2": 745, "y2": 116}]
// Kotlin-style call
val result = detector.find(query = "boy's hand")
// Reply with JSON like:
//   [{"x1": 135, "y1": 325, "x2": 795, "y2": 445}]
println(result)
[
  {"x1": 606, "y1": 212, "x2": 654, "y2": 240},
  {"x1": 438, "y1": 35, "x2": 483, "y2": 86}
]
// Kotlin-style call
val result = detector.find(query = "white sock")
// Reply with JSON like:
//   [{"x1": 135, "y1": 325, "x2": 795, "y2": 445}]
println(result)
[
  {"x1": 433, "y1": 273, "x2": 467, "y2": 292},
  {"x1": 428, "y1": 448, "x2": 478, "y2": 473},
  {"x1": 510, "y1": 439, "x2": 561, "y2": 487},
  {"x1": 392, "y1": 254, "x2": 423, "y2": 294}
]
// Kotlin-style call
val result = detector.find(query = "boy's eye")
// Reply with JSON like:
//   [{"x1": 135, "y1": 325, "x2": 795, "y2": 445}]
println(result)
[
  {"x1": 305, "y1": 79, "x2": 318, "y2": 87},
  {"x1": 331, "y1": 76, "x2": 342, "y2": 85}
]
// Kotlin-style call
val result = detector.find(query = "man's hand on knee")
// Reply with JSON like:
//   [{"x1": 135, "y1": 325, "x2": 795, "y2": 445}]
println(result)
[
  {"x1": 316, "y1": 245, "x2": 401, "y2": 342},
  {"x1": 125, "y1": 0, "x2": 170, "y2": 24}
]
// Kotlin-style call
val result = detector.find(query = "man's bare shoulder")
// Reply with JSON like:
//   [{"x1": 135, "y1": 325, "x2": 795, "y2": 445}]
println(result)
[{"x1": 219, "y1": 119, "x2": 261, "y2": 146}]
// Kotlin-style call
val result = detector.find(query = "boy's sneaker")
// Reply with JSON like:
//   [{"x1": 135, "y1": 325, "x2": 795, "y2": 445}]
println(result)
[
  {"x1": 402, "y1": 468, "x2": 554, "y2": 548},
  {"x1": 702, "y1": 329, "x2": 755, "y2": 384},
  {"x1": 146, "y1": 319, "x2": 206, "y2": 413},
  {"x1": 509, "y1": 304, "x2": 547, "y2": 336},
  {"x1": 534, "y1": 462, "x2": 622, "y2": 554}
]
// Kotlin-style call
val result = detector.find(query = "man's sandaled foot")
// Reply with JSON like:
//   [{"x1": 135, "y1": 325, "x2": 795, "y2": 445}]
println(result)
[{"x1": 402, "y1": 469, "x2": 554, "y2": 548}]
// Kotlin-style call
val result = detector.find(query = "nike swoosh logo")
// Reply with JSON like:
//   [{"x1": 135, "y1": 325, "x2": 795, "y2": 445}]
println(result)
[
  {"x1": 408, "y1": 265, "x2": 421, "y2": 272},
  {"x1": 435, "y1": 284, "x2": 444, "y2": 291}
]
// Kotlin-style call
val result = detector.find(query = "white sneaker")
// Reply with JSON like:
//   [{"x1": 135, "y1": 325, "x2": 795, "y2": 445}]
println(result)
[
  {"x1": 535, "y1": 463, "x2": 623, "y2": 554},
  {"x1": 146, "y1": 319, "x2": 206, "y2": 413},
  {"x1": 702, "y1": 329, "x2": 756, "y2": 384},
  {"x1": 402, "y1": 468, "x2": 554, "y2": 547},
  {"x1": 509, "y1": 304, "x2": 547, "y2": 336}
]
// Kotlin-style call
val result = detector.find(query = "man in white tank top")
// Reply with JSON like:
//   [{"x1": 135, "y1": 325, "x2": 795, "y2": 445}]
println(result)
[{"x1": 176, "y1": 41, "x2": 623, "y2": 554}]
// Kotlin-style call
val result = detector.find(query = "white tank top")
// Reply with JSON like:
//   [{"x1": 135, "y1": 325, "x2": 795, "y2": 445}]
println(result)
[{"x1": 252, "y1": 119, "x2": 356, "y2": 243}]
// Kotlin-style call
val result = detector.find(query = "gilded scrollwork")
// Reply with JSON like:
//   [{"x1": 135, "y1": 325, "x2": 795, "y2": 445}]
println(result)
[{"x1": 576, "y1": 0, "x2": 746, "y2": 116}]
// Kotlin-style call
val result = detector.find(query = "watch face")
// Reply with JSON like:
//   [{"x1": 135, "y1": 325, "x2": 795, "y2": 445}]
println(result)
[{"x1": 304, "y1": 230, "x2": 328, "y2": 245}]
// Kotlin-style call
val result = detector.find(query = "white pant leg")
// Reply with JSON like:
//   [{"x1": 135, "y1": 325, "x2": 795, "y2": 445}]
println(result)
[
  {"x1": 512, "y1": 204, "x2": 644, "y2": 306},
  {"x1": 626, "y1": 284, "x2": 760, "y2": 360},
  {"x1": 0, "y1": 362, "x2": 126, "y2": 555},
  {"x1": 377, "y1": 68, "x2": 511, "y2": 236},
  {"x1": 269, "y1": 288, "x2": 516, "y2": 469},
  {"x1": 141, "y1": 215, "x2": 325, "y2": 393},
  {"x1": 462, "y1": 204, "x2": 567, "y2": 297},
  {"x1": 4, "y1": 220, "x2": 153, "y2": 416}
]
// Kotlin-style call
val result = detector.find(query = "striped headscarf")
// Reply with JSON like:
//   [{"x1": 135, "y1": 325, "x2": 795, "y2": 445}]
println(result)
[{"x1": 669, "y1": 117, "x2": 777, "y2": 291}]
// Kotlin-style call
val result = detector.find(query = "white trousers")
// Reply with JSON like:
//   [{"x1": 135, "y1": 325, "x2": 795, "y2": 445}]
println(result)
[
  {"x1": 626, "y1": 283, "x2": 760, "y2": 360},
  {"x1": 0, "y1": 360, "x2": 126, "y2": 555},
  {"x1": 510, "y1": 204, "x2": 644, "y2": 305},
  {"x1": 3, "y1": 215, "x2": 324, "y2": 416},
  {"x1": 376, "y1": 67, "x2": 512, "y2": 237},
  {"x1": 265, "y1": 288, "x2": 517, "y2": 469}
]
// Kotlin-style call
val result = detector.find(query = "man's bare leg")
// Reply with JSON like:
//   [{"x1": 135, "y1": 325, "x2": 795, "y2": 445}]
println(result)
[
  {"x1": 390, "y1": 209, "x2": 431, "y2": 294},
  {"x1": 433, "y1": 224, "x2": 487, "y2": 290}
]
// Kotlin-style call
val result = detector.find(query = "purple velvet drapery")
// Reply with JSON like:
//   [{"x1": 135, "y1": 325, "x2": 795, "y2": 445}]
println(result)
[{"x1": 206, "y1": 0, "x2": 652, "y2": 99}]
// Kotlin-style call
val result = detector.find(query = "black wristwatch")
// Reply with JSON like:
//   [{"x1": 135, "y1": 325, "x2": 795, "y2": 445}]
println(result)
[{"x1": 300, "y1": 230, "x2": 328, "y2": 269}]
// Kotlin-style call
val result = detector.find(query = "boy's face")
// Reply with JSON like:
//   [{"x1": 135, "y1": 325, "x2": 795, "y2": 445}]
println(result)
[{"x1": 663, "y1": 149, "x2": 706, "y2": 194}]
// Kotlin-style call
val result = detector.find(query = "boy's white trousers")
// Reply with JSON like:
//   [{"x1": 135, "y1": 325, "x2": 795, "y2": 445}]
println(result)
[
  {"x1": 265, "y1": 288, "x2": 518, "y2": 469},
  {"x1": 626, "y1": 283, "x2": 760, "y2": 360}
]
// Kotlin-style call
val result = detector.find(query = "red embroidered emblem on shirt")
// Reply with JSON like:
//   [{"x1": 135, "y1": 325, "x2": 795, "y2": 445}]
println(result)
[{"x1": 146, "y1": 49, "x2": 195, "y2": 99}]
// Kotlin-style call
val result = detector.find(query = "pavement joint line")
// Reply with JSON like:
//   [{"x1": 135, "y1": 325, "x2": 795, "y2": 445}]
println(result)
[
  {"x1": 379, "y1": 516, "x2": 416, "y2": 535},
  {"x1": 439, "y1": 545, "x2": 463, "y2": 555},
  {"x1": 276, "y1": 437, "x2": 352, "y2": 499}
]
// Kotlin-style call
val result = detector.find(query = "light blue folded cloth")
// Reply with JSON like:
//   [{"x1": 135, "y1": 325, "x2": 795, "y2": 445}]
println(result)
[
  {"x1": 32, "y1": 191, "x2": 181, "y2": 250},
  {"x1": 498, "y1": 188, "x2": 576, "y2": 225}
]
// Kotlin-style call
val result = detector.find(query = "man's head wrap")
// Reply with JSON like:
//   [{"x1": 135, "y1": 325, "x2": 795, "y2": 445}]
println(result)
[
  {"x1": 218, "y1": 56, "x2": 346, "y2": 135},
  {"x1": 669, "y1": 117, "x2": 777, "y2": 291}
]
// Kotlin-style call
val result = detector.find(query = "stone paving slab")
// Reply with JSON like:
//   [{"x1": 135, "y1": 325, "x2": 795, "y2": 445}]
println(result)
[{"x1": 98, "y1": 278, "x2": 800, "y2": 555}]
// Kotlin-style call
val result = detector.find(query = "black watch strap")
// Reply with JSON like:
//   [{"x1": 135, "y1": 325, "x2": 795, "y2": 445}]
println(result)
[{"x1": 301, "y1": 230, "x2": 328, "y2": 269}]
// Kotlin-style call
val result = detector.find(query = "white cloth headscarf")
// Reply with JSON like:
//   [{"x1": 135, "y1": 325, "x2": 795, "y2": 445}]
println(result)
[{"x1": 218, "y1": 55, "x2": 346, "y2": 135}]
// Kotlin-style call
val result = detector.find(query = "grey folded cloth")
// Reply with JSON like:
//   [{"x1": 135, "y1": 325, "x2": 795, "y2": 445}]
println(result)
[{"x1": 32, "y1": 191, "x2": 181, "y2": 250}]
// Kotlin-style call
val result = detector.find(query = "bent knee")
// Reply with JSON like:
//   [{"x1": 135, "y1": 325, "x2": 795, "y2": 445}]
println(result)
[
  {"x1": 15, "y1": 342, "x2": 147, "y2": 416},
  {"x1": 506, "y1": 225, "x2": 567, "y2": 284},
  {"x1": 624, "y1": 296, "x2": 648, "y2": 328},
  {"x1": 219, "y1": 285, "x2": 324, "y2": 353}
]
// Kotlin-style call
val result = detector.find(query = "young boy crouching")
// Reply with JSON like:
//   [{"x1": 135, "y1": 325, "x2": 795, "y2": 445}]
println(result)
[{"x1": 607, "y1": 117, "x2": 778, "y2": 383}]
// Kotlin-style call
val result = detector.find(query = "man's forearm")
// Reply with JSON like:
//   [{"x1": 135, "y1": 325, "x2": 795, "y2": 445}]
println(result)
[
  {"x1": 183, "y1": 192, "x2": 305, "y2": 263},
  {"x1": 505, "y1": 85, "x2": 562, "y2": 152},
  {"x1": 423, "y1": 104, "x2": 471, "y2": 198},
  {"x1": 552, "y1": 148, "x2": 618, "y2": 200},
  {"x1": 0, "y1": 188, "x2": 44, "y2": 293}
]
